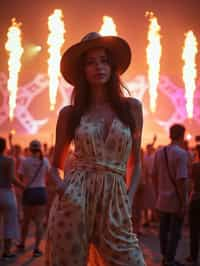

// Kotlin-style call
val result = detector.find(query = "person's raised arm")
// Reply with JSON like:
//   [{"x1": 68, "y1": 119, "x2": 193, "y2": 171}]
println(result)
[
  {"x1": 127, "y1": 98, "x2": 143, "y2": 205},
  {"x1": 8, "y1": 132, "x2": 14, "y2": 156}
]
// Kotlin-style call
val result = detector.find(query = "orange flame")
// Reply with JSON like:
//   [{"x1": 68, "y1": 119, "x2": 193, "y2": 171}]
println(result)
[
  {"x1": 99, "y1": 16, "x2": 118, "y2": 36},
  {"x1": 182, "y1": 31, "x2": 198, "y2": 118},
  {"x1": 47, "y1": 9, "x2": 65, "y2": 111},
  {"x1": 10, "y1": 129, "x2": 16, "y2": 135},
  {"x1": 146, "y1": 12, "x2": 162, "y2": 112},
  {"x1": 186, "y1": 133, "x2": 192, "y2": 141},
  {"x1": 5, "y1": 18, "x2": 24, "y2": 120}
]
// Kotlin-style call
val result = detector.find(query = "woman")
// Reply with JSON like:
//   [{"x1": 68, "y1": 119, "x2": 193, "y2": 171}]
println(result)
[
  {"x1": 186, "y1": 145, "x2": 200, "y2": 266},
  {"x1": 17, "y1": 140, "x2": 50, "y2": 257},
  {"x1": 46, "y1": 32, "x2": 145, "y2": 266},
  {"x1": 8, "y1": 133, "x2": 25, "y2": 223},
  {"x1": 0, "y1": 137, "x2": 24, "y2": 259}
]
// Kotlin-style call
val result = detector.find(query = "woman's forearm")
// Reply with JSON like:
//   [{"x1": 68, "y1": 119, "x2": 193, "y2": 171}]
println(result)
[
  {"x1": 12, "y1": 177, "x2": 24, "y2": 189},
  {"x1": 128, "y1": 162, "x2": 142, "y2": 195}
]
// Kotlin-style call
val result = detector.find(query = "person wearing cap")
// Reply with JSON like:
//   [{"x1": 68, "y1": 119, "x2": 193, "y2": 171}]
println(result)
[
  {"x1": 46, "y1": 32, "x2": 145, "y2": 266},
  {"x1": 17, "y1": 140, "x2": 50, "y2": 257}
]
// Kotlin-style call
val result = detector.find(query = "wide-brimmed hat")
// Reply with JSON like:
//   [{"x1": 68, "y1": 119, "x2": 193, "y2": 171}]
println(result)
[
  {"x1": 29, "y1": 140, "x2": 41, "y2": 151},
  {"x1": 60, "y1": 32, "x2": 131, "y2": 85}
]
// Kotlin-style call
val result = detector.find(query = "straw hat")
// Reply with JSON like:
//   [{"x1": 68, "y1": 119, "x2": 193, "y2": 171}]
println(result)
[{"x1": 60, "y1": 32, "x2": 131, "y2": 85}]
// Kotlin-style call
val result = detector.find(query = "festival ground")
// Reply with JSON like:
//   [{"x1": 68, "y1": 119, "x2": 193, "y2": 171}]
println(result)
[{"x1": 0, "y1": 222, "x2": 192, "y2": 266}]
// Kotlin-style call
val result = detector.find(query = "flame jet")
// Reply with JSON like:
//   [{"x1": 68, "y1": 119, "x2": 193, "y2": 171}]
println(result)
[
  {"x1": 146, "y1": 12, "x2": 162, "y2": 113},
  {"x1": 47, "y1": 9, "x2": 65, "y2": 111},
  {"x1": 5, "y1": 18, "x2": 24, "y2": 120},
  {"x1": 182, "y1": 31, "x2": 198, "y2": 118},
  {"x1": 99, "y1": 16, "x2": 118, "y2": 36}
]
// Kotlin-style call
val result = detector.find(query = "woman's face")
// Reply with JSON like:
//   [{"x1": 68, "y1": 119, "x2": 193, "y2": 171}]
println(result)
[{"x1": 84, "y1": 48, "x2": 111, "y2": 87}]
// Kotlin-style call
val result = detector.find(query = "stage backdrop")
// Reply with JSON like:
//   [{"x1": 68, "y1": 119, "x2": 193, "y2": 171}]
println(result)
[{"x1": 0, "y1": 72, "x2": 199, "y2": 147}]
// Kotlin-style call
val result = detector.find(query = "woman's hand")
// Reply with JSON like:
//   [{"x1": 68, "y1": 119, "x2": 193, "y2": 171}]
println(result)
[
  {"x1": 56, "y1": 187, "x2": 65, "y2": 199},
  {"x1": 56, "y1": 183, "x2": 66, "y2": 199}
]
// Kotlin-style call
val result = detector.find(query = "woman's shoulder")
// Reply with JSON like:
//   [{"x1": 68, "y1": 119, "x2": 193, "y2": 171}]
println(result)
[
  {"x1": 2, "y1": 155, "x2": 15, "y2": 165},
  {"x1": 58, "y1": 105, "x2": 74, "y2": 121},
  {"x1": 59, "y1": 105, "x2": 74, "y2": 115},
  {"x1": 125, "y1": 97, "x2": 142, "y2": 110},
  {"x1": 23, "y1": 156, "x2": 35, "y2": 164},
  {"x1": 124, "y1": 97, "x2": 143, "y2": 131},
  {"x1": 124, "y1": 97, "x2": 142, "y2": 119}
]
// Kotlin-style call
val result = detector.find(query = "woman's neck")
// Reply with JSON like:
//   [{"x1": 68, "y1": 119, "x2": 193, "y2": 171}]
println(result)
[{"x1": 90, "y1": 86, "x2": 108, "y2": 106}]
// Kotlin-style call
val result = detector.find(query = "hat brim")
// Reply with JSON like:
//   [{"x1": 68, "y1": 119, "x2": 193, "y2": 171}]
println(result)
[{"x1": 60, "y1": 36, "x2": 131, "y2": 86}]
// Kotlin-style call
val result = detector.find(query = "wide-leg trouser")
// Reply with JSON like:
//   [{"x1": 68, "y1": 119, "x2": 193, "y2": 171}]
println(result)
[{"x1": 46, "y1": 170, "x2": 146, "y2": 266}]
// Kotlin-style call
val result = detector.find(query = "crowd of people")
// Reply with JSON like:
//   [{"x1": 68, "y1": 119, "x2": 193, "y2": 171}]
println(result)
[
  {"x1": 0, "y1": 131, "x2": 200, "y2": 265},
  {"x1": 0, "y1": 32, "x2": 200, "y2": 266}
]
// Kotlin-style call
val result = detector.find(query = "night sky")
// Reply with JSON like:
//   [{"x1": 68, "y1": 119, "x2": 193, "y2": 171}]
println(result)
[{"x1": 1, "y1": 0, "x2": 200, "y2": 84}]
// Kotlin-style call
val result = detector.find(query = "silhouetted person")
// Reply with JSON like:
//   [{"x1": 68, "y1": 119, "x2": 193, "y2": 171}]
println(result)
[
  {"x1": 0, "y1": 137, "x2": 24, "y2": 260},
  {"x1": 152, "y1": 124, "x2": 188, "y2": 266}
]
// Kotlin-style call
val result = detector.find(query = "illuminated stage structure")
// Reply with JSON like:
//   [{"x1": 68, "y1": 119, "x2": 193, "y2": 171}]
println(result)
[
  {"x1": 0, "y1": 72, "x2": 199, "y2": 146},
  {"x1": 1, "y1": 13, "x2": 199, "y2": 146}
]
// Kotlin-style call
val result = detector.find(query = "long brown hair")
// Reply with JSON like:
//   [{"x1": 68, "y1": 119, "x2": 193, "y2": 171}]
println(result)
[{"x1": 66, "y1": 48, "x2": 136, "y2": 142}]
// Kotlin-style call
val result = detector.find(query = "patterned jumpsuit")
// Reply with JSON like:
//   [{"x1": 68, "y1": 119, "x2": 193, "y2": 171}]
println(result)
[{"x1": 45, "y1": 113, "x2": 146, "y2": 266}]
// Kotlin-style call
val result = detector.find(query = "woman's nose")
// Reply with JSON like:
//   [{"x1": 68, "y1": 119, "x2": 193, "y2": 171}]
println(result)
[{"x1": 95, "y1": 61, "x2": 102, "y2": 68}]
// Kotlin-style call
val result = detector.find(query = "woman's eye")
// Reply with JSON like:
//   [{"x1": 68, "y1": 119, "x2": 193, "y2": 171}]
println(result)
[
  {"x1": 85, "y1": 60, "x2": 94, "y2": 66},
  {"x1": 85, "y1": 57, "x2": 108, "y2": 66}
]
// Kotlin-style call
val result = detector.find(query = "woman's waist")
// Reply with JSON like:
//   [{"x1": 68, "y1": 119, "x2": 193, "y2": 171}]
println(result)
[{"x1": 65, "y1": 157, "x2": 126, "y2": 176}]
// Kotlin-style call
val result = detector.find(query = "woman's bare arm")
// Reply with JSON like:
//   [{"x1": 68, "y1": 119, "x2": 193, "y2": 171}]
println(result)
[
  {"x1": 51, "y1": 105, "x2": 73, "y2": 187},
  {"x1": 127, "y1": 98, "x2": 143, "y2": 205}
]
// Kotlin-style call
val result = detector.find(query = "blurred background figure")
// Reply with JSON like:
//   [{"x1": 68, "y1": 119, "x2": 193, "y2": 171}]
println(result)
[
  {"x1": 17, "y1": 140, "x2": 50, "y2": 258},
  {"x1": 8, "y1": 133, "x2": 25, "y2": 223},
  {"x1": 142, "y1": 137, "x2": 157, "y2": 227},
  {"x1": 186, "y1": 143, "x2": 200, "y2": 266},
  {"x1": 0, "y1": 137, "x2": 24, "y2": 260},
  {"x1": 152, "y1": 124, "x2": 188, "y2": 266}
]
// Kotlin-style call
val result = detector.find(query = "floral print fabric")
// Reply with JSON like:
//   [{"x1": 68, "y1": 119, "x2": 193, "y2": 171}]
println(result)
[{"x1": 45, "y1": 114, "x2": 145, "y2": 266}]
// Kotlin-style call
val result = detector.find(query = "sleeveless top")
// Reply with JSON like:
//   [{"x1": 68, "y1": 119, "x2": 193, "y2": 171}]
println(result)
[{"x1": 64, "y1": 113, "x2": 132, "y2": 177}]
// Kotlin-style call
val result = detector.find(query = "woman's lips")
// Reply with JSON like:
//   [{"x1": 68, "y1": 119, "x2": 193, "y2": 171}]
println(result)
[{"x1": 94, "y1": 73, "x2": 105, "y2": 78}]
